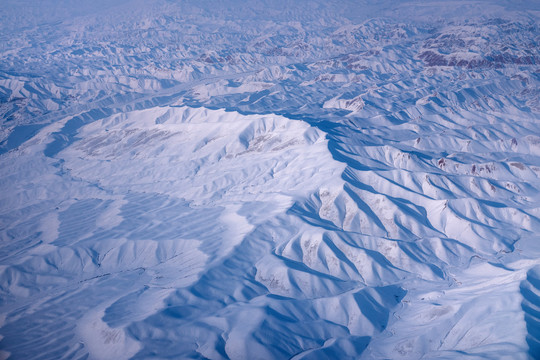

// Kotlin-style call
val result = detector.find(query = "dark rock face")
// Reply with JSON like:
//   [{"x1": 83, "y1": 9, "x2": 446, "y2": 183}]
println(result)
[
  {"x1": 418, "y1": 50, "x2": 538, "y2": 68},
  {"x1": 417, "y1": 19, "x2": 539, "y2": 68}
]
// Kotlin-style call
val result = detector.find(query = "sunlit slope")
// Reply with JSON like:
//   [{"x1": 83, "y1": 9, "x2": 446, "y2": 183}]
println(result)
[{"x1": 3, "y1": 106, "x2": 403, "y2": 359}]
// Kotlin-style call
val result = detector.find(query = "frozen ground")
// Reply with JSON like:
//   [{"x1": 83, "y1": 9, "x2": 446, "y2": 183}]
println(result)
[{"x1": 1, "y1": 0, "x2": 540, "y2": 359}]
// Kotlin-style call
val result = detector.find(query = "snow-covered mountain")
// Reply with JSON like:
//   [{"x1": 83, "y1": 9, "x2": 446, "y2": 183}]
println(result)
[{"x1": 1, "y1": 1, "x2": 539, "y2": 359}]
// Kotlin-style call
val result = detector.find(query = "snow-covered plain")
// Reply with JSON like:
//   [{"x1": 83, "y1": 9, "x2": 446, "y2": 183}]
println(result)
[{"x1": 1, "y1": 0, "x2": 540, "y2": 358}]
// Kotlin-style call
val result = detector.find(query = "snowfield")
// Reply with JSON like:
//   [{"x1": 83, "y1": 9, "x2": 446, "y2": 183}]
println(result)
[{"x1": 1, "y1": 0, "x2": 540, "y2": 359}]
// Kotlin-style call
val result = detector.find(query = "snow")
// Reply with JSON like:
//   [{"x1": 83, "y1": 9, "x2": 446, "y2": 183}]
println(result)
[{"x1": 1, "y1": 0, "x2": 540, "y2": 359}]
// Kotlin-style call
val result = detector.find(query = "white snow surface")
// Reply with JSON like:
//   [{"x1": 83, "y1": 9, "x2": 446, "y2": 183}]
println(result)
[{"x1": 1, "y1": 0, "x2": 540, "y2": 359}]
